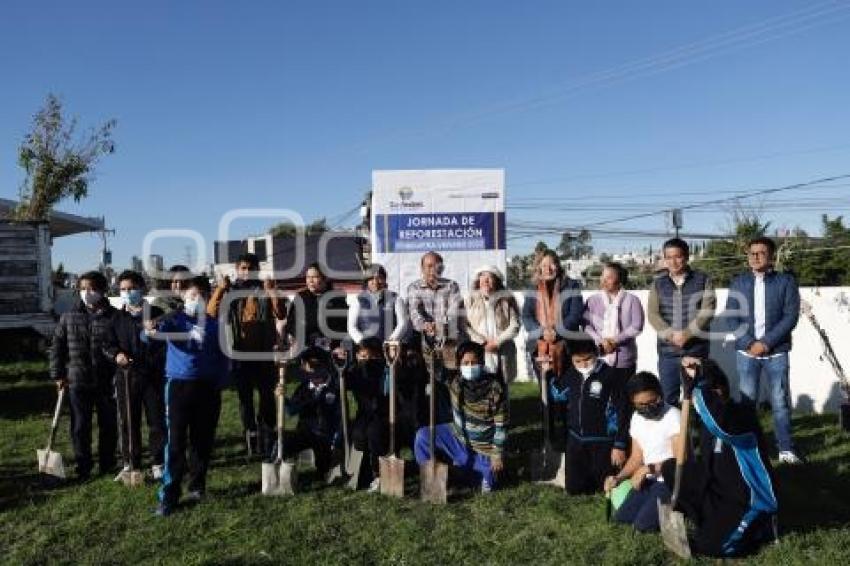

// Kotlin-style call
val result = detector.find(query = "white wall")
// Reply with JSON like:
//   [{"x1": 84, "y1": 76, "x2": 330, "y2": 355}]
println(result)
[{"x1": 512, "y1": 287, "x2": 850, "y2": 414}]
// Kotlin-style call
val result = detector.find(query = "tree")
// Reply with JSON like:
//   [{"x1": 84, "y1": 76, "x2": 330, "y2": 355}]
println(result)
[
  {"x1": 13, "y1": 94, "x2": 116, "y2": 221},
  {"x1": 692, "y1": 209, "x2": 769, "y2": 287},
  {"x1": 269, "y1": 217, "x2": 328, "y2": 238},
  {"x1": 556, "y1": 229, "x2": 593, "y2": 260}
]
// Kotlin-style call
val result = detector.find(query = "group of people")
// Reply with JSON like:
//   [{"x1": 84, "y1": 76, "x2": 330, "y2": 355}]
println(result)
[{"x1": 49, "y1": 234, "x2": 800, "y2": 557}]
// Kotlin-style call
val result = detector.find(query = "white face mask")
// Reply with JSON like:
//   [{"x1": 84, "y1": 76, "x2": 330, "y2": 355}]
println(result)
[
  {"x1": 183, "y1": 299, "x2": 202, "y2": 318},
  {"x1": 80, "y1": 290, "x2": 101, "y2": 307},
  {"x1": 460, "y1": 365, "x2": 483, "y2": 381},
  {"x1": 577, "y1": 366, "x2": 594, "y2": 378}
]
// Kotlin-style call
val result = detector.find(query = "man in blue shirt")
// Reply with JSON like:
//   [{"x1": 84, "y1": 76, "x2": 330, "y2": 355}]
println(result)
[{"x1": 725, "y1": 237, "x2": 801, "y2": 464}]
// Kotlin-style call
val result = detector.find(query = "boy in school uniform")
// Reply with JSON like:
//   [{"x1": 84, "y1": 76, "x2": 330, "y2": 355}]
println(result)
[
  {"x1": 145, "y1": 276, "x2": 226, "y2": 517},
  {"x1": 280, "y1": 346, "x2": 341, "y2": 478},
  {"x1": 549, "y1": 335, "x2": 629, "y2": 495}
]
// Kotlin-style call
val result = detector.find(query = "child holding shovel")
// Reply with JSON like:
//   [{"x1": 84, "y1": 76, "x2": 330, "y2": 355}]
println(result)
[
  {"x1": 413, "y1": 341, "x2": 507, "y2": 493},
  {"x1": 348, "y1": 338, "x2": 390, "y2": 492},
  {"x1": 660, "y1": 357, "x2": 778, "y2": 558},
  {"x1": 280, "y1": 347, "x2": 341, "y2": 480},
  {"x1": 550, "y1": 335, "x2": 629, "y2": 495}
]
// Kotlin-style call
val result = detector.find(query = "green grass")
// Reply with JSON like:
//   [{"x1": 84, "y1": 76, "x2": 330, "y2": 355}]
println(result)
[{"x1": 1, "y1": 360, "x2": 850, "y2": 565}]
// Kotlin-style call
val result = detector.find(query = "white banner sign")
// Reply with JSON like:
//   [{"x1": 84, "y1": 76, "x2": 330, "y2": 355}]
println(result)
[{"x1": 371, "y1": 169, "x2": 506, "y2": 296}]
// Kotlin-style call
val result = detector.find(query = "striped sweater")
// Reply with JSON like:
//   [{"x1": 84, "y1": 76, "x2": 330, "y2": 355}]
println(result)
[{"x1": 443, "y1": 370, "x2": 508, "y2": 457}]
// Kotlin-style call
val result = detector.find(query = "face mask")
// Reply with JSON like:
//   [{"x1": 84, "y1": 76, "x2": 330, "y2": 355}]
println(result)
[
  {"x1": 577, "y1": 366, "x2": 594, "y2": 379},
  {"x1": 183, "y1": 299, "x2": 202, "y2": 318},
  {"x1": 460, "y1": 365, "x2": 483, "y2": 381},
  {"x1": 80, "y1": 290, "x2": 101, "y2": 307},
  {"x1": 636, "y1": 401, "x2": 665, "y2": 420},
  {"x1": 120, "y1": 289, "x2": 144, "y2": 308},
  {"x1": 357, "y1": 359, "x2": 384, "y2": 375}
]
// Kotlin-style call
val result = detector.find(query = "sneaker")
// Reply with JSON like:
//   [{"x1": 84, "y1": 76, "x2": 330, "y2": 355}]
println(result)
[
  {"x1": 185, "y1": 490, "x2": 204, "y2": 503},
  {"x1": 481, "y1": 479, "x2": 493, "y2": 494},
  {"x1": 113, "y1": 466, "x2": 130, "y2": 482},
  {"x1": 151, "y1": 465, "x2": 164, "y2": 480},
  {"x1": 368, "y1": 478, "x2": 381, "y2": 493},
  {"x1": 778, "y1": 451, "x2": 804, "y2": 465},
  {"x1": 153, "y1": 503, "x2": 173, "y2": 517}
]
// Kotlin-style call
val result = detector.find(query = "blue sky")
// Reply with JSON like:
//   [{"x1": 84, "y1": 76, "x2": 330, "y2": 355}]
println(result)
[{"x1": 2, "y1": 0, "x2": 849, "y2": 273}]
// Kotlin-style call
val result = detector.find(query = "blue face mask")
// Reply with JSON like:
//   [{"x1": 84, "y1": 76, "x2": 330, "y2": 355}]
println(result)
[
  {"x1": 120, "y1": 289, "x2": 144, "y2": 308},
  {"x1": 460, "y1": 365, "x2": 483, "y2": 381}
]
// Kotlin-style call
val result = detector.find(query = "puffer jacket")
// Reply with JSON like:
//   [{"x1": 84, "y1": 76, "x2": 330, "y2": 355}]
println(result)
[{"x1": 50, "y1": 299, "x2": 119, "y2": 388}]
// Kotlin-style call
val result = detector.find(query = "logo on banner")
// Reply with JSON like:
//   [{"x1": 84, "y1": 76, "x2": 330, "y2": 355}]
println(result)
[{"x1": 389, "y1": 186, "x2": 424, "y2": 210}]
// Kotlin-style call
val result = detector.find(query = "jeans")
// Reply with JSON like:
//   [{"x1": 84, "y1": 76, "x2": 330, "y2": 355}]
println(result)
[
  {"x1": 614, "y1": 478, "x2": 671, "y2": 532},
  {"x1": 736, "y1": 351, "x2": 794, "y2": 452},
  {"x1": 658, "y1": 355, "x2": 683, "y2": 407},
  {"x1": 414, "y1": 424, "x2": 496, "y2": 489}
]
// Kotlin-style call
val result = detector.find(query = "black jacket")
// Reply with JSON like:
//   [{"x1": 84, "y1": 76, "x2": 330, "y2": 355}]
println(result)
[
  {"x1": 347, "y1": 361, "x2": 389, "y2": 420},
  {"x1": 104, "y1": 303, "x2": 166, "y2": 382},
  {"x1": 551, "y1": 361, "x2": 629, "y2": 449},
  {"x1": 286, "y1": 372, "x2": 341, "y2": 440},
  {"x1": 50, "y1": 299, "x2": 119, "y2": 388},
  {"x1": 284, "y1": 288, "x2": 349, "y2": 348}
]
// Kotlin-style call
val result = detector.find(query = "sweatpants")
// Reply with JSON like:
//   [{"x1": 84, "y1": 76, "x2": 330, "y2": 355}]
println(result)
[
  {"x1": 283, "y1": 429, "x2": 334, "y2": 477},
  {"x1": 159, "y1": 379, "x2": 220, "y2": 507},
  {"x1": 115, "y1": 370, "x2": 165, "y2": 469},
  {"x1": 614, "y1": 478, "x2": 671, "y2": 532},
  {"x1": 351, "y1": 413, "x2": 388, "y2": 478},
  {"x1": 413, "y1": 424, "x2": 496, "y2": 489},
  {"x1": 661, "y1": 459, "x2": 776, "y2": 557},
  {"x1": 68, "y1": 383, "x2": 118, "y2": 477},
  {"x1": 566, "y1": 436, "x2": 613, "y2": 495}
]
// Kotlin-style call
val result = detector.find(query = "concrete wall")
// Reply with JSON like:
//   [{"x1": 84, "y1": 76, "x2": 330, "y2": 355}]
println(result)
[
  {"x1": 96, "y1": 285, "x2": 850, "y2": 414},
  {"x1": 512, "y1": 287, "x2": 850, "y2": 414}
]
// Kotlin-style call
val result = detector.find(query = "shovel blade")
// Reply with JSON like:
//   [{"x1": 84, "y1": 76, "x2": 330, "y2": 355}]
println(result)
[
  {"x1": 379, "y1": 455, "x2": 405, "y2": 498},
  {"x1": 262, "y1": 461, "x2": 297, "y2": 496},
  {"x1": 37, "y1": 449, "x2": 66, "y2": 479},
  {"x1": 529, "y1": 448, "x2": 566, "y2": 487},
  {"x1": 658, "y1": 500, "x2": 691, "y2": 559},
  {"x1": 419, "y1": 460, "x2": 448, "y2": 504},
  {"x1": 122, "y1": 470, "x2": 145, "y2": 488},
  {"x1": 345, "y1": 448, "x2": 365, "y2": 490}
]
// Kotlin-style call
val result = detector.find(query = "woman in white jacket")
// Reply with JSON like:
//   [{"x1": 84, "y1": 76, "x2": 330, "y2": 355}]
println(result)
[{"x1": 463, "y1": 266, "x2": 520, "y2": 383}]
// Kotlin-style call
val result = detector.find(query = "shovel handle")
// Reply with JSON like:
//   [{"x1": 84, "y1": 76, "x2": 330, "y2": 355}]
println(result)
[
  {"x1": 46, "y1": 388, "x2": 66, "y2": 452},
  {"x1": 338, "y1": 369, "x2": 351, "y2": 467},
  {"x1": 670, "y1": 397, "x2": 691, "y2": 506},
  {"x1": 384, "y1": 342, "x2": 399, "y2": 457},
  {"x1": 277, "y1": 365, "x2": 286, "y2": 461},
  {"x1": 123, "y1": 368, "x2": 136, "y2": 472}
]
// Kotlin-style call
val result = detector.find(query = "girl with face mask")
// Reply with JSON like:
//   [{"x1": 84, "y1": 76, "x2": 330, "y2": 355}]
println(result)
[
  {"x1": 604, "y1": 371, "x2": 682, "y2": 533},
  {"x1": 412, "y1": 341, "x2": 507, "y2": 493}
]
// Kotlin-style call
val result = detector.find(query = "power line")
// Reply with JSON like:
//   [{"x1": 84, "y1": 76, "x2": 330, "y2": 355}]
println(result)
[{"x1": 580, "y1": 173, "x2": 850, "y2": 229}]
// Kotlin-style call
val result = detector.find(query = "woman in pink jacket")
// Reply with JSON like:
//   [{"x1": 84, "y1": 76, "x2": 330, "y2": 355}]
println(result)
[{"x1": 583, "y1": 262, "x2": 645, "y2": 383}]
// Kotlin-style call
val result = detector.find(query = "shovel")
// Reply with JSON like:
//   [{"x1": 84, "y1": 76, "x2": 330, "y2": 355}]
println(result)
[
  {"x1": 120, "y1": 368, "x2": 144, "y2": 487},
  {"x1": 37, "y1": 387, "x2": 67, "y2": 480},
  {"x1": 327, "y1": 350, "x2": 365, "y2": 489},
  {"x1": 379, "y1": 341, "x2": 405, "y2": 498},
  {"x1": 658, "y1": 388, "x2": 693, "y2": 560},
  {"x1": 262, "y1": 361, "x2": 297, "y2": 495},
  {"x1": 529, "y1": 356, "x2": 566, "y2": 487},
  {"x1": 420, "y1": 336, "x2": 448, "y2": 504}
]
